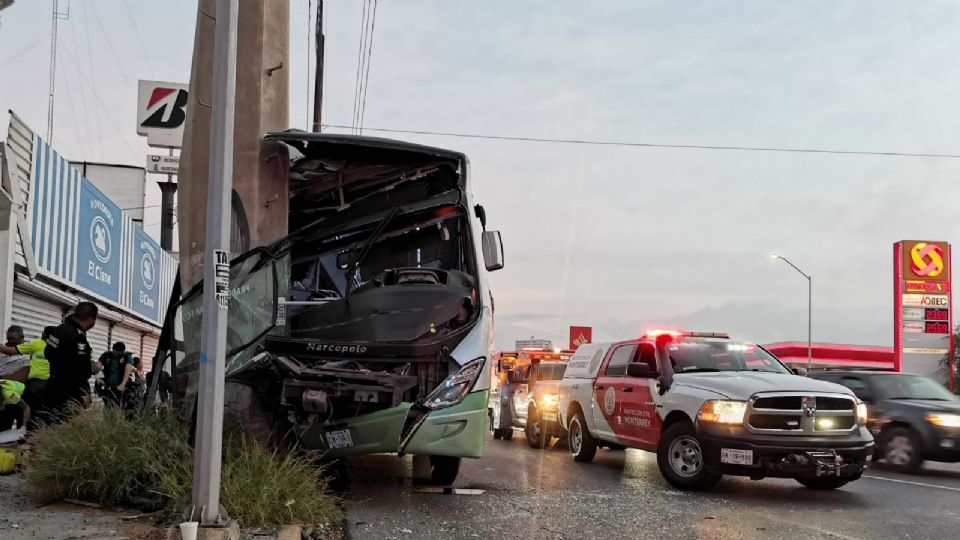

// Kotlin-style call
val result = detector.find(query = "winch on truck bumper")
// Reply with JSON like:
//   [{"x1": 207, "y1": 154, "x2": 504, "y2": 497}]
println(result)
[{"x1": 698, "y1": 424, "x2": 874, "y2": 479}]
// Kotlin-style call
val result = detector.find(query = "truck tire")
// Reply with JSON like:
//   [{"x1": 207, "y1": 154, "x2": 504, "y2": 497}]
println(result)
[
  {"x1": 657, "y1": 421, "x2": 722, "y2": 491},
  {"x1": 569, "y1": 411, "x2": 598, "y2": 463},
  {"x1": 881, "y1": 427, "x2": 923, "y2": 473},
  {"x1": 525, "y1": 405, "x2": 549, "y2": 449},
  {"x1": 796, "y1": 477, "x2": 850, "y2": 490},
  {"x1": 429, "y1": 455, "x2": 461, "y2": 485}
]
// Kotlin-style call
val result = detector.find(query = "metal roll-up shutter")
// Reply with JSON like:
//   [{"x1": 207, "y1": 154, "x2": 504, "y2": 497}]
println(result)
[
  {"x1": 142, "y1": 333, "x2": 159, "y2": 372},
  {"x1": 86, "y1": 322, "x2": 110, "y2": 361},
  {"x1": 10, "y1": 289, "x2": 66, "y2": 341},
  {"x1": 111, "y1": 323, "x2": 143, "y2": 360}
]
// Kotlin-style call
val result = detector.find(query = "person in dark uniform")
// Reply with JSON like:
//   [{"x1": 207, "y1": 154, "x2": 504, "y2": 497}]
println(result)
[{"x1": 43, "y1": 302, "x2": 98, "y2": 419}]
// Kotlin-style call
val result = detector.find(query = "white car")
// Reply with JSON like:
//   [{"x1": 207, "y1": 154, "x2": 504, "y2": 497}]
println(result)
[{"x1": 558, "y1": 331, "x2": 874, "y2": 490}]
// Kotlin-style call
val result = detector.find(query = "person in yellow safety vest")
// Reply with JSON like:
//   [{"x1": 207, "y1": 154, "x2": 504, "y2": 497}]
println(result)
[
  {"x1": 0, "y1": 326, "x2": 56, "y2": 422},
  {"x1": 0, "y1": 379, "x2": 30, "y2": 432}
]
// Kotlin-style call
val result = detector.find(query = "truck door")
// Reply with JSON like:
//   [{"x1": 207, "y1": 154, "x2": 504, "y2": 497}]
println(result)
[
  {"x1": 593, "y1": 343, "x2": 637, "y2": 442},
  {"x1": 618, "y1": 343, "x2": 661, "y2": 451},
  {"x1": 511, "y1": 365, "x2": 531, "y2": 426}
]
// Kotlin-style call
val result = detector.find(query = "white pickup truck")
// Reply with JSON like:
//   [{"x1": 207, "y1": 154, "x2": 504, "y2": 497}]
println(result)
[{"x1": 558, "y1": 331, "x2": 874, "y2": 490}]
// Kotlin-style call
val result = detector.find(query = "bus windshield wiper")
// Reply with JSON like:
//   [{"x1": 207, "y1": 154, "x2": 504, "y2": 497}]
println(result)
[{"x1": 344, "y1": 207, "x2": 399, "y2": 295}]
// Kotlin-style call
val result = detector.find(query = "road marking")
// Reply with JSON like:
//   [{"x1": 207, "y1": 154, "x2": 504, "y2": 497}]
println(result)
[{"x1": 863, "y1": 474, "x2": 960, "y2": 492}]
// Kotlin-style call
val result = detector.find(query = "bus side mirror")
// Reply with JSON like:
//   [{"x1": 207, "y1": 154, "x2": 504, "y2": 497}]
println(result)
[
  {"x1": 482, "y1": 230, "x2": 504, "y2": 271},
  {"x1": 474, "y1": 204, "x2": 487, "y2": 229}
]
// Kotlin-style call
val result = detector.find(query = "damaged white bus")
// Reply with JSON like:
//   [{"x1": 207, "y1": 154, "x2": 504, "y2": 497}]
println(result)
[{"x1": 155, "y1": 133, "x2": 504, "y2": 485}]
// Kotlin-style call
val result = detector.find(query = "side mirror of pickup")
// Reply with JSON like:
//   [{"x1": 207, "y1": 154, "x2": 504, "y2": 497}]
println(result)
[
  {"x1": 793, "y1": 367, "x2": 808, "y2": 376},
  {"x1": 627, "y1": 363, "x2": 659, "y2": 379}
]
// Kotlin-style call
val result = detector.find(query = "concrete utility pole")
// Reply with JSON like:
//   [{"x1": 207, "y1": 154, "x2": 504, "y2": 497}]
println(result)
[
  {"x1": 178, "y1": 0, "x2": 291, "y2": 292},
  {"x1": 192, "y1": 0, "x2": 238, "y2": 526}
]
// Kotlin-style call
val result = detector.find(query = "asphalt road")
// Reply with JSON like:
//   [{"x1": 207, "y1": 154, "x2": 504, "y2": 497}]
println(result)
[{"x1": 343, "y1": 430, "x2": 960, "y2": 540}]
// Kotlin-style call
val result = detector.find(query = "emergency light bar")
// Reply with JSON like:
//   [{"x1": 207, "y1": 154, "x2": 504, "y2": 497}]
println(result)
[{"x1": 642, "y1": 330, "x2": 730, "y2": 339}]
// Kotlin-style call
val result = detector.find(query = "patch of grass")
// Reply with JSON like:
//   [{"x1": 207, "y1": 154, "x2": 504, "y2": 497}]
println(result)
[
  {"x1": 26, "y1": 408, "x2": 340, "y2": 528},
  {"x1": 26, "y1": 407, "x2": 191, "y2": 506}
]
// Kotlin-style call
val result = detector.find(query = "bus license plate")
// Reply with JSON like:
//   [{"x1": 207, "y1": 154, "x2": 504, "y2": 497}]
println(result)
[
  {"x1": 720, "y1": 448, "x2": 753, "y2": 465},
  {"x1": 326, "y1": 429, "x2": 354, "y2": 449},
  {"x1": 543, "y1": 412, "x2": 558, "y2": 422}
]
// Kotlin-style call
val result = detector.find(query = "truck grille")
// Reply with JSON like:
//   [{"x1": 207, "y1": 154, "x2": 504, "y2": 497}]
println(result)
[{"x1": 747, "y1": 393, "x2": 857, "y2": 435}]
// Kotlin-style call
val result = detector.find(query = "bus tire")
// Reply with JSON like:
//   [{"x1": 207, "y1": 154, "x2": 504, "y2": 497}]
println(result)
[{"x1": 429, "y1": 455, "x2": 461, "y2": 485}]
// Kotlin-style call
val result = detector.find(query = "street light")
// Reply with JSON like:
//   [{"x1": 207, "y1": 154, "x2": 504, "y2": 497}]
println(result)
[{"x1": 771, "y1": 254, "x2": 812, "y2": 370}]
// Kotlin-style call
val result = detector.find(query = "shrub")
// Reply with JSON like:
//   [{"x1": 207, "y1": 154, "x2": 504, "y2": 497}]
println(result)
[{"x1": 26, "y1": 408, "x2": 340, "y2": 528}]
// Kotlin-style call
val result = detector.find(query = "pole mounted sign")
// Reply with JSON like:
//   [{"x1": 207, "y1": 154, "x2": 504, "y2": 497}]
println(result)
[
  {"x1": 569, "y1": 326, "x2": 592, "y2": 350},
  {"x1": 894, "y1": 240, "x2": 953, "y2": 389},
  {"x1": 136, "y1": 80, "x2": 189, "y2": 149}
]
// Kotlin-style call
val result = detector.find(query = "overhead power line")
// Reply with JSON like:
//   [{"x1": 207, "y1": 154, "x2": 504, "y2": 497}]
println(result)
[{"x1": 321, "y1": 124, "x2": 960, "y2": 159}]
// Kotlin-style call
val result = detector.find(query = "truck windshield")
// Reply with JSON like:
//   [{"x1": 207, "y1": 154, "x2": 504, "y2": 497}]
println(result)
[
  {"x1": 872, "y1": 375, "x2": 958, "y2": 401},
  {"x1": 537, "y1": 363, "x2": 567, "y2": 381},
  {"x1": 666, "y1": 338, "x2": 790, "y2": 374}
]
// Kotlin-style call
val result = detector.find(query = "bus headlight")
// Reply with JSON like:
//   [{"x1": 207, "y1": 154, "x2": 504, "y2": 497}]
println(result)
[
  {"x1": 926, "y1": 413, "x2": 960, "y2": 428},
  {"x1": 697, "y1": 400, "x2": 747, "y2": 425},
  {"x1": 856, "y1": 402, "x2": 868, "y2": 425},
  {"x1": 422, "y1": 358, "x2": 484, "y2": 410},
  {"x1": 539, "y1": 393, "x2": 559, "y2": 410}
]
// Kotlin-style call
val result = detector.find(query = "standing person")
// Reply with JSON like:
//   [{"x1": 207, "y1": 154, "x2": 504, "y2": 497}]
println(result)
[
  {"x1": 98, "y1": 342, "x2": 134, "y2": 409},
  {"x1": 0, "y1": 326, "x2": 56, "y2": 428},
  {"x1": 121, "y1": 357, "x2": 146, "y2": 413},
  {"x1": 44, "y1": 302, "x2": 99, "y2": 418}
]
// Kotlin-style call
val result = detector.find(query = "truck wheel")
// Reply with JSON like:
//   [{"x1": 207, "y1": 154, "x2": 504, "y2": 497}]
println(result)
[
  {"x1": 525, "y1": 406, "x2": 549, "y2": 449},
  {"x1": 882, "y1": 427, "x2": 923, "y2": 473},
  {"x1": 657, "y1": 422, "x2": 721, "y2": 491},
  {"x1": 796, "y1": 477, "x2": 850, "y2": 490},
  {"x1": 429, "y1": 455, "x2": 461, "y2": 485},
  {"x1": 569, "y1": 411, "x2": 597, "y2": 463},
  {"x1": 489, "y1": 410, "x2": 500, "y2": 439}
]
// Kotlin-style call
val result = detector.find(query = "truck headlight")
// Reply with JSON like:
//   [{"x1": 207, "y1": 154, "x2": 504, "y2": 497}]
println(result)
[
  {"x1": 856, "y1": 402, "x2": 868, "y2": 425},
  {"x1": 697, "y1": 400, "x2": 747, "y2": 425},
  {"x1": 422, "y1": 358, "x2": 484, "y2": 410},
  {"x1": 539, "y1": 393, "x2": 559, "y2": 410},
  {"x1": 926, "y1": 413, "x2": 960, "y2": 428}
]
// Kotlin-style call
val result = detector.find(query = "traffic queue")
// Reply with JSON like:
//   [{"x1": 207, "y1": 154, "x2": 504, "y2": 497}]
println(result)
[{"x1": 488, "y1": 330, "x2": 960, "y2": 491}]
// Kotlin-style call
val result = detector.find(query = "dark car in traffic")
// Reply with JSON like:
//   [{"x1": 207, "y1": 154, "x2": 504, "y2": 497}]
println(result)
[{"x1": 807, "y1": 370, "x2": 960, "y2": 472}]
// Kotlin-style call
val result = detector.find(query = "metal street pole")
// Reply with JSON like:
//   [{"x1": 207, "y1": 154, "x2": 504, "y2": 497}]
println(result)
[
  {"x1": 771, "y1": 254, "x2": 813, "y2": 370},
  {"x1": 192, "y1": 0, "x2": 238, "y2": 526}
]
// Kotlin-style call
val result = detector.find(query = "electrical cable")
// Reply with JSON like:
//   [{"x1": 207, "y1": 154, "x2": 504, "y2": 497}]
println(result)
[
  {"x1": 358, "y1": 0, "x2": 378, "y2": 134},
  {"x1": 352, "y1": 0, "x2": 371, "y2": 133},
  {"x1": 122, "y1": 0, "x2": 155, "y2": 77},
  {"x1": 88, "y1": 1, "x2": 132, "y2": 85},
  {"x1": 321, "y1": 124, "x2": 960, "y2": 159}
]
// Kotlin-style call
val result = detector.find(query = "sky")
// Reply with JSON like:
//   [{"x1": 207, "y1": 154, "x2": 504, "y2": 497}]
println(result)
[{"x1": 2, "y1": 1, "x2": 960, "y2": 350}]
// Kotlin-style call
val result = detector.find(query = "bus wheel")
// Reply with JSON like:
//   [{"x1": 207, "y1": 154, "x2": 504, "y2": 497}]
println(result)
[{"x1": 429, "y1": 455, "x2": 461, "y2": 485}]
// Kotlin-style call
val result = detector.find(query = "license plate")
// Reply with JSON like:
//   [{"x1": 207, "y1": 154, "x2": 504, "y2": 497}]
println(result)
[
  {"x1": 325, "y1": 429, "x2": 354, "y2": 449},
  {"x1": 720, "y1": 448, "x2": 753, "y2": 465},
  {"x1": 543, "y1": 412, "x2": 558, "y2": 422}
]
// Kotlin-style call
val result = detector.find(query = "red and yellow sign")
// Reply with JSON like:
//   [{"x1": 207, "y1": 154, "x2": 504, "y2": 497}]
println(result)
[
  {"x1": 905, "y1": 280, "x2": 950, "y2": 293},
  {"x1": 903, "y1": 241, "x2": 949, "y2": 281},
  {"x1": 569, "y1": 326, "x2": 593, "y2": 350}
]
